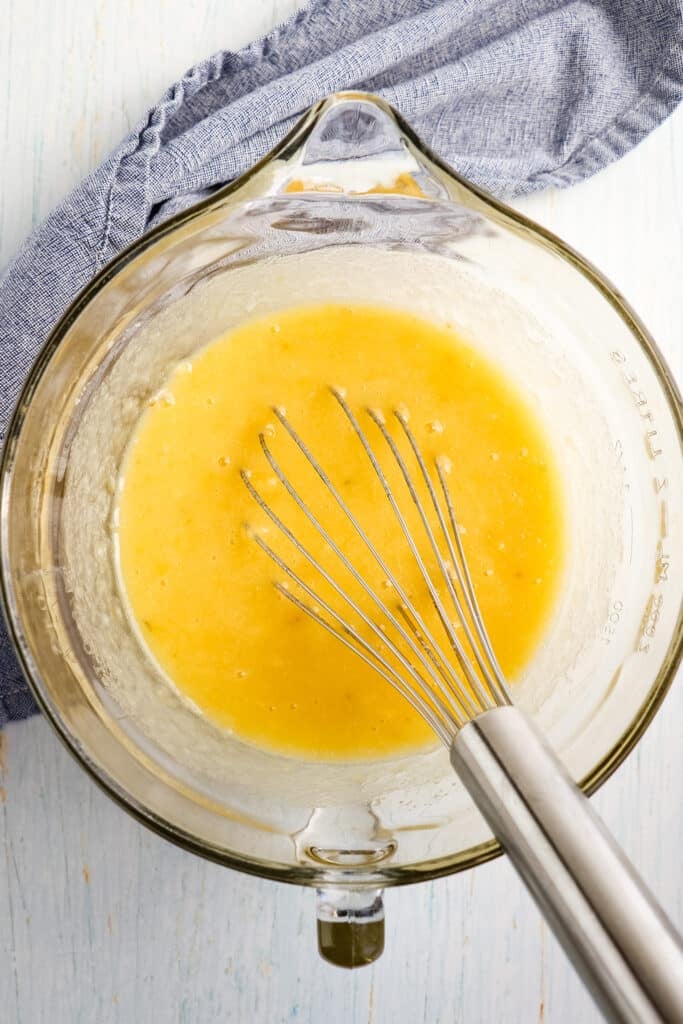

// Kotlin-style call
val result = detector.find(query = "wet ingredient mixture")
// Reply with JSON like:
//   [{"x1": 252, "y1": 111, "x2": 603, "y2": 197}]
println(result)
[{"x1": 117, "y1": 304, "x2": 565, "y2": 760}]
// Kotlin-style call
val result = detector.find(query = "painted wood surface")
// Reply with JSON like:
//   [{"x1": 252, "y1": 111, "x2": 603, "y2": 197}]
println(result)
[{"x1": 1, "y1": 2, "x2": 682, "y2": 1021}]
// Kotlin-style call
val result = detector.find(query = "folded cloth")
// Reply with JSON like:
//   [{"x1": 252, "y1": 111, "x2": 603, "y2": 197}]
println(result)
[{"x1": 1, "y1": 0, "x2": 682, "y2": 726}]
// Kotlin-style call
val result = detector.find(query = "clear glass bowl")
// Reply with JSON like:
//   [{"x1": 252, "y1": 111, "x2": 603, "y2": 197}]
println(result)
[{"x1": 2, "y1": 92, "x2": 682, "y2": 966}]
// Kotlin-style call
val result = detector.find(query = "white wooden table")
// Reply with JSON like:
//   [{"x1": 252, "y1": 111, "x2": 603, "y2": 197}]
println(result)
[{"x1": 1, "y1": 3, "x2": 682, "y2": 1021}]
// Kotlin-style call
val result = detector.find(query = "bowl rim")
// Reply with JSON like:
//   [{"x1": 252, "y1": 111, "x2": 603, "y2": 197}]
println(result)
[{"x1": 2, "y1": 91, "x2": 682, "y2": 888}]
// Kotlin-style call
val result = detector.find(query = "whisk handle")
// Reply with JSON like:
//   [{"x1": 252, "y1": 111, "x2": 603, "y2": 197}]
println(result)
[{"x1": 451, "y1": 705, "x2": 683, "y2": 1024}]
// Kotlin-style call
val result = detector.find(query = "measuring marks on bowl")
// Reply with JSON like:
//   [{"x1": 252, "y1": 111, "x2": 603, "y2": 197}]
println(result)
[{"x1": 608, "y1": 347, "x2": 675, "y2": 658}]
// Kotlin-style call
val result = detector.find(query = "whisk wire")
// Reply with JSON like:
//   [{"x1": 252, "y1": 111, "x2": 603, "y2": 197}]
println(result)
[
  {"x1": 241, "y1": 462, "x2": 468, "y2": 730},
  {"x1": 434, "y1": 458, "x2": 509, "y2": 705},
  {"x1": 244, "y1": 391, "x2": 513, "y2": 737},
  {"x1": 391, "y1": 408, "x2": 509, "y2": 706},
  {"x1": 266, "y1": 406, "x2": 478, "y2": 721},
  {"x1": 363, "y1": 403, "x2": 494, "y2": 713},
  {"x1": 333, "y1": 395, "x2": 482, "y2": 721}
]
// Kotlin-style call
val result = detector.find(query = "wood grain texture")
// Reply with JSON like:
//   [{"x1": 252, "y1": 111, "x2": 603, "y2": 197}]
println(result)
[{"x1": 1, "y1": 1, "x2": 682, "y2": 1021}]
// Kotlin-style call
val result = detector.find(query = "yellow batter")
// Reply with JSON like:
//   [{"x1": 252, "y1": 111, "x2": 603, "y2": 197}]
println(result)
[{"x1": 117, "y1": 304, "x2": 565, "y2": 760}]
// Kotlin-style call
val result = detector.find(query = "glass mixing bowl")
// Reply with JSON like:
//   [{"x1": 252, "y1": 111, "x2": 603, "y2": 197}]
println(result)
[{"x1": 2, "y1": 93, "x2": 682, "y2": 967}]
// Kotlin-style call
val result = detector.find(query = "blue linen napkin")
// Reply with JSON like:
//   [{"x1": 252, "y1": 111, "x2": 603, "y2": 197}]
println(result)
[{"x1": 1, "y1": 0, "x2": 682, "y2": 726}]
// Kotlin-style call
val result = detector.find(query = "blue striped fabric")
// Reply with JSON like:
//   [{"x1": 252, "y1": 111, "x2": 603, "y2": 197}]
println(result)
[{"x1": 1, "y1": 0, "x2": 682, "y2": 725}]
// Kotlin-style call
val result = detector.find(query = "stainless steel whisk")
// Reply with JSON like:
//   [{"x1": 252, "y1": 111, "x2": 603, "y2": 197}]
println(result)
[{"x1": 243, "y1": 388, "x2": 683, "y2": 1024}]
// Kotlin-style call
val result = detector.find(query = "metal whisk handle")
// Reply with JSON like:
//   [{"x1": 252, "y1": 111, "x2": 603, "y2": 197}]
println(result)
[{"x1": 451, "y1": 706, "x2": 683, "y2": 1024}]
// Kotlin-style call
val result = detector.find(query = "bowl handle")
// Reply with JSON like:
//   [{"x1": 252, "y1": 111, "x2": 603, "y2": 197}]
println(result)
[{"x1": 315, "y1": 887, "x2": 385, "y2": 968}]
